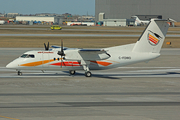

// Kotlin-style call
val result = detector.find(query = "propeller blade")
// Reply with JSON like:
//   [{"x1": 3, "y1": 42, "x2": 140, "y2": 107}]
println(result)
[
  {"x1": 61, "y1": 40, "x2": 63, "y2": 53},
  {"x1": 61, "y1": 56, "x2": 62, "y2": 68},
  {"x1": 57, "y1": 40, "x2": 65, "y2": 69},
  {"x1": 57, "y1": 40, "x2": 65, "y2": 56},
  {"x1": 61, "y1": 40, "x2": 65, "y2": 56},
  {"x1": 44, "y1": 43, "x2": 47, "y2": 50},
  {"x1": 61, "y1": 40, "x2": 63, "y2": 68},
  {"x1": 47, "y1": 42, "x2": 49, "y2": 50},
  {"x1": 44, "y1": 42, "x2": 49, "y2": 51}
]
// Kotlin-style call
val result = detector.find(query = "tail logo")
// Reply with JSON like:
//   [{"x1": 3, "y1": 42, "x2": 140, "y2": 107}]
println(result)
[{"x1": 148, "y1": 30, "x2": 162, "y2": 46}]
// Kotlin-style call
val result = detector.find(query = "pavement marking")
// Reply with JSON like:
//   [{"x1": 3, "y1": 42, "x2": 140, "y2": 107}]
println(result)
[{"x1": 0, "y1": 115, "x2": 20, "y2": 120}]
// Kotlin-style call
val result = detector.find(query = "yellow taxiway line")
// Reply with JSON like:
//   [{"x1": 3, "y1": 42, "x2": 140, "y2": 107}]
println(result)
[{"x1": 0, "y1": 115, "x2": 20, "y2": 120}]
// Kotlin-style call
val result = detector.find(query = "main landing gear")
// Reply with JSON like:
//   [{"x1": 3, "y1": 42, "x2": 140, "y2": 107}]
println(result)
[
  {"x1": 69, "y1": 70, "x2": 92, "y2": 77},
  {"x1": 85, "y1": 71, "x2": 92, "y2": 77},
  {"x1": 83, "y1": 64, "x2": 92, "y2": 77}
]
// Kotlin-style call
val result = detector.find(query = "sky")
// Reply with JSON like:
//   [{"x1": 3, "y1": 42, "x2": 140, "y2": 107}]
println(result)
[{"x1": 0, "y1": 0, "x2": 95, "y2": 16}]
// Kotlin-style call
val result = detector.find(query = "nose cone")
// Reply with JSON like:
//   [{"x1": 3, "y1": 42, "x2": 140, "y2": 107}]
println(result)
[{"x1": 6, "y1": 62, "x2": 17, "y2": 69}]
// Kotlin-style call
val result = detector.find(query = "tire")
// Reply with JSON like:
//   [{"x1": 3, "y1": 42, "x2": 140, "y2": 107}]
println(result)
[
  {"x1": 85, "y1": 71, "x2": 92, "y2": 77},
  {"x1": 18, "y1": 71, "x2": 22, "y2": 76},
  {"x1": 69, "y1": 70, "x2": 76, "y2": 75}
]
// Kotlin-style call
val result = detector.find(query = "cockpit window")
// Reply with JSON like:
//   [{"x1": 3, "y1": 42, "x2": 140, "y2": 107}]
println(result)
[
  {"x1": 20, "y1": 54, "x2": 28, "y2": 58},
  {"x1": 20, "y1": 54, "x2": 35, "y2": 58},
  {"x1": 28, "y1": 54, "x2": 35, "y2": 58}
]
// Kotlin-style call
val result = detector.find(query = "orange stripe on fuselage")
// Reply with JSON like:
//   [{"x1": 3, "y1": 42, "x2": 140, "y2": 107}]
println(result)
[
  {"x1": 91, "y1": 61, "x2": 112, "y2": 66},
  {"x1": 50, "y1": 61, "x2": 81, "y2": 66},
  {"x1": 20, "y1": 60, "x2": 112, "y2": 67},
  {"x1": 20, "y1": 59, "x2": 54, "y2": 67}
]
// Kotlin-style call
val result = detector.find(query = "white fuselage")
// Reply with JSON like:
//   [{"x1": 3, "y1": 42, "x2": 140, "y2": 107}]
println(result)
[{"x1": 6, "y1": 43, "x2": 160, "y2": 71}]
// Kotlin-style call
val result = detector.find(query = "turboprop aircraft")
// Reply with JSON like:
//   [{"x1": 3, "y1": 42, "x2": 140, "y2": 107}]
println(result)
[{"x1": 6, "y1": 19, "x2": 169, "y2": 77}]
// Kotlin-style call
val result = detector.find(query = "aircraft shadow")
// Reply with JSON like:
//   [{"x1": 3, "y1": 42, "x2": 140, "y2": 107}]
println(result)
[{"x1": 18, "y1": 71, "x2": 180, "y2": 79}]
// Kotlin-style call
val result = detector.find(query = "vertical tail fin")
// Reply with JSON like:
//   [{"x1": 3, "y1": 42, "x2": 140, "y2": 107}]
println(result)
[
  {"x1": 134, "y1": 16, "x2": 141, "y2": 24},
  {"x1": 132, "y1": 16, "x2": 141, "y2": 26},
  {"x1": 132, "y1": 19, "x2": 169, "y2": 53}
]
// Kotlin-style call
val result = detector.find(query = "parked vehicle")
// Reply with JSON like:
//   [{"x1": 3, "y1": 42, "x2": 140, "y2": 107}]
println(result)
[{"x1": 51, "y1": 25, "x2": 62, "y2": 30}]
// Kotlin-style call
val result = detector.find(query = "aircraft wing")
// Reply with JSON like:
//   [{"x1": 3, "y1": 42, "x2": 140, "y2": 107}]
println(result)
[
  {"x1": 79, "y1": 49, "x2": 107, "y2": 54},
  {"x1": 78, "y1": 49, "x2": 110, "y2": 61},
  {"x1": 51, "y1": 45, "x2": 68, "y2": 50}
]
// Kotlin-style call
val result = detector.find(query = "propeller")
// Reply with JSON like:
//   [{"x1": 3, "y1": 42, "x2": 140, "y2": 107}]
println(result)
[
  {"x1": 44, "y1": 42, "x2": 49, "y2": 51},
  {"x1": 57, "y1": 40, "x2": 65, "y2": 68}
]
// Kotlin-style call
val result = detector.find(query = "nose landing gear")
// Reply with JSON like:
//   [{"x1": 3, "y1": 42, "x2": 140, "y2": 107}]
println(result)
[
  {"x1": 17, "y1": 71, "x2": 22, "y2": 76},
  {"x1": 69, "y1": 70, "x2": 76, "y2": 75}
]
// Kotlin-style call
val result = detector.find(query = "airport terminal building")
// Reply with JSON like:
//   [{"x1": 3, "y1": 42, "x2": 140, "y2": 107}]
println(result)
[{"x1": 95, "y1": 0, "x2": 180, "y2": 21}]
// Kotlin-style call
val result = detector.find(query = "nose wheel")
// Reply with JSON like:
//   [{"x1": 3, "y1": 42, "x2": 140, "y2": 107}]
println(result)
[
  {"x1": 69, "y1": 70, "x2": 76, "y2": 75},
  {"x1": 17, "y1": 71, "x2": 22, "y2": 76}
]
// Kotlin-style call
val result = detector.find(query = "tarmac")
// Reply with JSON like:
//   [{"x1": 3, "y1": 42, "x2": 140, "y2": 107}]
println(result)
[{"x1": 0, "y1": 48, "x2": 180, "y2": 120}]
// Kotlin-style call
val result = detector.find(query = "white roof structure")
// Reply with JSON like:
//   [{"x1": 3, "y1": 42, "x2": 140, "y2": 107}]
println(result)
[{"x1": 16, "y1": 16, "x2": 55, "y2": 22}]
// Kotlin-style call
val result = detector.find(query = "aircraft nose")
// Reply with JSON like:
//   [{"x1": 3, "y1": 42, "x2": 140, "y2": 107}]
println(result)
[{"x1": 6, "y1": 62, "x2": 17, "y2": 68}]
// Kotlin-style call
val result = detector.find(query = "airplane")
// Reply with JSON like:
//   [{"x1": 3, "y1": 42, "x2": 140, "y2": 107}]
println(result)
[
  {"x1": 6, "y1": 19, "x2": 169, "y2": 77},
  {"x1": 131, "y1": 16, "x2": 150, "y2": 26},
  {"x1": 0, "y1": 20, "x2": 5, "y2": 25}
]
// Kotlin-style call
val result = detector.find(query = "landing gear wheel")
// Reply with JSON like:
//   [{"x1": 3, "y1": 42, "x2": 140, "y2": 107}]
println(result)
[
  {"x1": 85, "y1": 71, "x2": 92, "y2": 77},
  {"x1": 69, "y1": 70, "x2": 76, "y2": 75},
  {"x1": 18, "y1": 71, "x2": 22, "y2": 76}
]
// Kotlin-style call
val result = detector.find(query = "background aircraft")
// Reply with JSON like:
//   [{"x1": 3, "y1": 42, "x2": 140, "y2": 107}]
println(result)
[
  {"x1": 131, "y1": 16, "x2": 150, "y2": 26},
  {"x1": 6, "y1": 19, "x2": 169, "y2": 77}
]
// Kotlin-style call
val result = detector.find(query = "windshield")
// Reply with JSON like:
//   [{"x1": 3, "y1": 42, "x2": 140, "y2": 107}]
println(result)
[
  {"x1": 28, "y1": 54, "x2": 35, "y2": 58},
  {"x1": 20, "y1": 54, "x2": 35, "y2": 58},
  {"x1": 20, "y1": 54, "x2": 28, "y2": 58}
]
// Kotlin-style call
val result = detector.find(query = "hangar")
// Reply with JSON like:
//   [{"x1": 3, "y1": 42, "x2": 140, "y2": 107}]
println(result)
[{"x1": 95, "y1": 0, "x2": 180, "y2": 21}]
